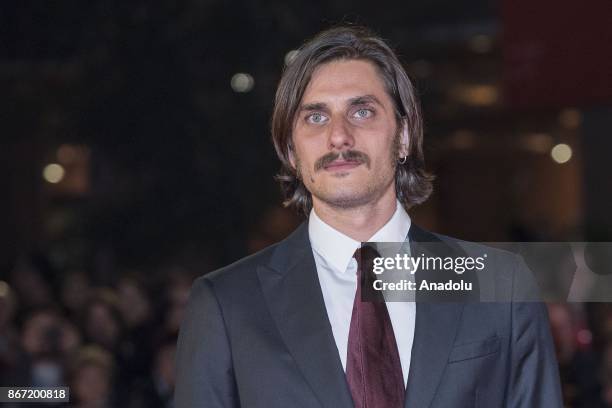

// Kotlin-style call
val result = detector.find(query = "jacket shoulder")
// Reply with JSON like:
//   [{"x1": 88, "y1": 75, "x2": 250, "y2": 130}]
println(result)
[
  {"x1": 199, "y1": 242, "x2": 280, "y2": 288},
  {"x1": 428, "y1": 231, "x2": 519, "y2": 261},
  {"x1": 420, "y1": 230, "x2": 524, "y2": 299}
]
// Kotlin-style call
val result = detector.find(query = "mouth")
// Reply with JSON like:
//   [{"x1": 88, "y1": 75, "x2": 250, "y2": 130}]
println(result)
[{"x1": 323, "y1": 160, "x2": 362, "y2": 171}]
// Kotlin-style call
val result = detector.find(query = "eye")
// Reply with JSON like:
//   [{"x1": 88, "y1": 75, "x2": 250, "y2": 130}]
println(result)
[
  {"x1": 353, "y1": 108, "x2": 373, "y2": 119},
  {"x1": 306, "y1": 112, "x2": 328, "y2": 124}
]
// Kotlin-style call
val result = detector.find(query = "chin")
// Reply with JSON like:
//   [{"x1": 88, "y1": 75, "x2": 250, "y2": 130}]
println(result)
[{"x1": 317, "y1": 190, "x2": 375, "y2": 209}]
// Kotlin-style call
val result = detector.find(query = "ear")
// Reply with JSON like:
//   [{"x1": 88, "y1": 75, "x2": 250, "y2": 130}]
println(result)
[{"x1": 399, "y1": 119, "x2": 410, "y2": 158}]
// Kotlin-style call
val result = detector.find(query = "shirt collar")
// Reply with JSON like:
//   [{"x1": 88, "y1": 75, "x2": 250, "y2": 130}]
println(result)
[{"x1": 308, "y1": 200, "x2": 412, "y2": 274}]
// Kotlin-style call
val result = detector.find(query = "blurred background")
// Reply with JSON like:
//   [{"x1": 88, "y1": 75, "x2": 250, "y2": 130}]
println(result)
[{"x1": 1, "y1": 0, "x2": 611, "y2": 407}]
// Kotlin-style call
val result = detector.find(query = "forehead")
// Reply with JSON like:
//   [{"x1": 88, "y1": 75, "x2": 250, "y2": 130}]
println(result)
[{"x1": 301, "y1": 59, "x2": 391, "y2": 105}]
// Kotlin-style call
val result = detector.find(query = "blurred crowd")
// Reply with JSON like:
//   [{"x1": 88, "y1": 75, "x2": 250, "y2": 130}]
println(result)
[
  {"x1": 3, "y1": 251, "x2": 612, "y2": 407},
  {"x1": 0, "y1": 252, "x2": 196, "y2": 408},
  {"x1": 547, "y1": 303, "x2": 612, "y2": 407}
]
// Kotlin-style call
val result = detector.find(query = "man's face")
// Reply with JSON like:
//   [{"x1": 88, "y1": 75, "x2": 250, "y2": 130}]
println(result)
[{"x1": 291, "y1": 59, "x2": 404, "y2": 210}]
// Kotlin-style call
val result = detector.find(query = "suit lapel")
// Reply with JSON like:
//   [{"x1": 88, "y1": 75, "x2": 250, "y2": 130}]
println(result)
[
  {"x1": 404, "y1": 224, "x2": 466, "y2": 408},
  {"x1": 404, "y1": 302, "x2": 464, "y2": 407},
  {"x1": 258, "y1": 223, "x2": 354, "y2": 408}
]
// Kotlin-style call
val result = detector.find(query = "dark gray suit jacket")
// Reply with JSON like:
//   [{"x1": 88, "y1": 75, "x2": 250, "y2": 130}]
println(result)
[{"x1": 175, "y1": 223, "x2": 563, "y2": 407}]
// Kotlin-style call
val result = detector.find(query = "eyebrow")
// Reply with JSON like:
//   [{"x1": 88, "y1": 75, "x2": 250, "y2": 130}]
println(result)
[
  {"x1": 298, "y1": 94, "x2": 385, "y2": 113},
  {"x1": 348, "y1": 94, "x2": 384, "y2": 109},
  {"x1": 300, "y1": 102, "x2": 328, "y2": 112}
]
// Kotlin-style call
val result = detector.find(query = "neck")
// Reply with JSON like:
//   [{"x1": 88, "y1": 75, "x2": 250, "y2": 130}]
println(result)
[{"x1": 312, "y1": 191, "x2": 398, "y2": 242}]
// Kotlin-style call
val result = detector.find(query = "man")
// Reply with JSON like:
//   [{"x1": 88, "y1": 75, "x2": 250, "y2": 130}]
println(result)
[{"x1": 175, "y1": 26, "x2": 563, "y2": 407}]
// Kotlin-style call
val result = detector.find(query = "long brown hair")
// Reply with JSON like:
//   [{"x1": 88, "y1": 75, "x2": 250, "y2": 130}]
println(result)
[{"x1": 272, "y1": 26, "x2": 433, "y2": 215}]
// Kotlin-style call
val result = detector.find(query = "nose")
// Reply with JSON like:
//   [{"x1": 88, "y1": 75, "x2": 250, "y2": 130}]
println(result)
[{"x1": 327, "y1": 118, "x2": 355, "y2": 151}]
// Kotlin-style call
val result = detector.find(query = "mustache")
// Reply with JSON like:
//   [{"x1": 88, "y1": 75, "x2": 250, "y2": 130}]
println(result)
[{"x1": 314, "y1": 150, "x2": 371, "y2": 171}]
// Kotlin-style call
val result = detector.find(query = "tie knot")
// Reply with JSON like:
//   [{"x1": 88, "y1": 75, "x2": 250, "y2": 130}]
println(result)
[{"x1": 352, "y1": 245, "x2": 380, "y2": 273}]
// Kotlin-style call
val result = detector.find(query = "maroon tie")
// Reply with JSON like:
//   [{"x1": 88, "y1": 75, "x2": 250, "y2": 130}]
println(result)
[{"x1": 346, "y1": 247, "x2": 405, "y2": 408}]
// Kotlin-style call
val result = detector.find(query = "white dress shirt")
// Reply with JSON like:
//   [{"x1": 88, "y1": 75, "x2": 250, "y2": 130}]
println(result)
[{"x1": 308, "y1": 201, "x2": 416, "y2": 385}]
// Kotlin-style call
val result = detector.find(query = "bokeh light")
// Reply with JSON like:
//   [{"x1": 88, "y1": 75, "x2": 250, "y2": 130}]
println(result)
[
  {"x1": 231, "y1": 73, "x2": 254, "y2": 93},
  {"x1": 551, "y1": 143, "x2": 573, "y2": 164},
  {"x1": 43, "y1": 163, "x2": 65, "y2": 183}
]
